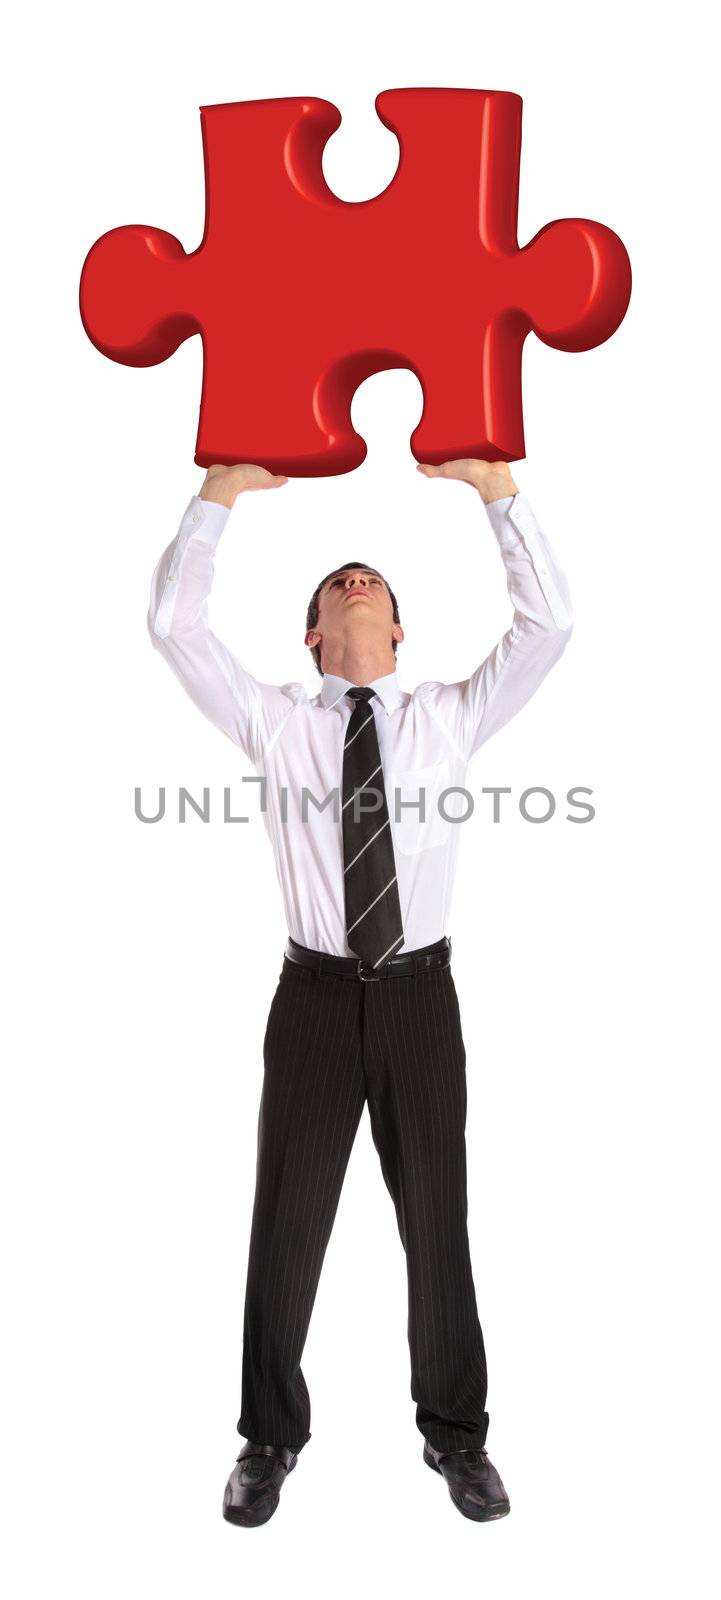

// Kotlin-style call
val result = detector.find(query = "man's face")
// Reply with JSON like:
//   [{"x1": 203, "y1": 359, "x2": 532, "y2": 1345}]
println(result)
[{"x1": 307, "y1": 566, "x2": 402, "y2": 663}]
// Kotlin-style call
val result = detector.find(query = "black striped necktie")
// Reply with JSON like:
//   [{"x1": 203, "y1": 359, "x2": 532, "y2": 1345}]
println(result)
[{"x1": 342, "y1": 686, "x2": 405, "y2": 970}]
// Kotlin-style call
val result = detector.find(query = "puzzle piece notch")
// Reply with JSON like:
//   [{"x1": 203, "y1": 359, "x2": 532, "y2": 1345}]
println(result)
[{"x1": 80, "y1": 89, "x2": 632, "y2": 474}]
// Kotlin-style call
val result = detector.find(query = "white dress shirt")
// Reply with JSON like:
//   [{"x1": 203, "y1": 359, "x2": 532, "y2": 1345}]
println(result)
[{"x1": 147, "y1": 490, "x2": 573, "y2": 955}]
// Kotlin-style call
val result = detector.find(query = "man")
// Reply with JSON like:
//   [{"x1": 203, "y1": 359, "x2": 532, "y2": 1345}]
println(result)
[{"x1": 146, "y1": 455, "x2": 573, "y2": 1526}]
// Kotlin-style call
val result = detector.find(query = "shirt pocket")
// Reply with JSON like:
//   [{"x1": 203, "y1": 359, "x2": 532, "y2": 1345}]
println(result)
[{"x1": 388, "y1": 758, "x2": 452, "y2": 855}]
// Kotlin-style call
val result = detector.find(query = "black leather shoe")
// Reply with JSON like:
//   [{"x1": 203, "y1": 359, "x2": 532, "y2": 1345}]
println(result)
[
  {"x1": 222, "y1": 1440, "x2": 298, "y2": 1527},
  {"x1": 424, "y1": 1439, "x2": 510, "y2": 1521}
]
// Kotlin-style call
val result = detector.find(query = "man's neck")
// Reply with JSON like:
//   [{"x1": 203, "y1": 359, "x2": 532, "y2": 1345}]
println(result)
[{"x1": 321, "y1": 649, "x2": 396, "y2": 685}]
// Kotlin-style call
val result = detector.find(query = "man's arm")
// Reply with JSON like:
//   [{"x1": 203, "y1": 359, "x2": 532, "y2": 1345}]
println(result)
[
  {"x1": 415, "y1": 458, "x2": 573, "y2": 761},
  {"x1": 146, "y1": 463, "x2": 289, "y2": 762}
]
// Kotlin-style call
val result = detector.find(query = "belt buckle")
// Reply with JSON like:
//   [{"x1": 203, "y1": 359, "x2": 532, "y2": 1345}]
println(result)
[{"x1": 357, "y1": 958, "x2": 381, "y2": 981}]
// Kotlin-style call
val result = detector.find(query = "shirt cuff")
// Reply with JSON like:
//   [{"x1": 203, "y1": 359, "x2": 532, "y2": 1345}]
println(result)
[
  {"x1": 485, "y1": 491, "x2": 549, "y2": 551},
  {"x1": 483, "y1": 492, "x2": 525, "y2": 550},
  {"x1": 482, "y1": 491, "x2": 519, "y2": 529},
  {"x1": 483, "y1": 492, "x2": 515, "y2": 515},
  {"x1": 487, "y1": 493, "x2": 572, "y2": 630},
  {"x1": 185, "y1": 493, "x2": 231, "y2": 549}
]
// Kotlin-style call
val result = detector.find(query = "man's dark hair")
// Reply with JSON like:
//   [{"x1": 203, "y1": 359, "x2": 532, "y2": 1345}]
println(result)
[{"x1": 305, "y1": 562, "x2": 401, "y2": 678}]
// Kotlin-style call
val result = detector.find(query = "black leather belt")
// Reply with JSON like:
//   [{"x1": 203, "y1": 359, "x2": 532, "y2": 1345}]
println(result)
[{"x1": 284, "y1": 935, "x2": 451, "y2": 982}]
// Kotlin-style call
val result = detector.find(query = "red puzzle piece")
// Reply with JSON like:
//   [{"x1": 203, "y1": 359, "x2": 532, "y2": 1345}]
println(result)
[{"x1": 79, "y1": 90, "x2": 631, "y2": 474}]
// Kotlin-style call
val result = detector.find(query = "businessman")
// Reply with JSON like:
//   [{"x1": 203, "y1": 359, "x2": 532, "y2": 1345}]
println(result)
[{"x1": 147, "y1": 456, "x2": 573, "y2": 1525}]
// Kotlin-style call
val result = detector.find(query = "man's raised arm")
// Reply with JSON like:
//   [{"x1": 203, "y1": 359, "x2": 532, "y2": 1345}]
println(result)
[
  {"x1": 146, "y1": 463, "x2": 288, "y2": 762},
  {"x1": 416, "y1": 457, "x2": 573, "y2": 761}
]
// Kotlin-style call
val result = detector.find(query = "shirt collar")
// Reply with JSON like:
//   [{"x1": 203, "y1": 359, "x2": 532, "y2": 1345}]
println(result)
[{"x1": 320, "y1": 669, "x2": 404, "y2": 717}]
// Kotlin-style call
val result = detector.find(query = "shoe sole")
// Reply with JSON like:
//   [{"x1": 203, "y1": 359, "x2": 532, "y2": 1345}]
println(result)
[
  {"x1": 222, "y1": 1454, "x2": 297, "y2": 1527},
  {"x1": 423, "y1": 1445, "x2": 511, "y2": 1522}
]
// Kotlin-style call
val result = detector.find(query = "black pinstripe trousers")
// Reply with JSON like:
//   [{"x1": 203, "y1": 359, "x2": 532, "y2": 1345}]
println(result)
[{"x1": 237, "y1": 942, "x2": 489, "y2": 1456}]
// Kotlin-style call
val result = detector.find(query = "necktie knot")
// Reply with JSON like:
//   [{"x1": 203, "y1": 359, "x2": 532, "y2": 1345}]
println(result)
[{"x1": 347, "y1": 686, "x2": 376, "y2": 704}]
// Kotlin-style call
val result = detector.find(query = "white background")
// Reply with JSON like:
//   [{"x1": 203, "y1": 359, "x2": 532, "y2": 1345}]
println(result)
[{"x1": 3, "y1": 1, "x2": 719, "y2": 1594}]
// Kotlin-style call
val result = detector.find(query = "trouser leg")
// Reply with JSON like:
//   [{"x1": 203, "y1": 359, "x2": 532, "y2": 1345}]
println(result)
[
  {"x1": 237, "y1": 965, "x2": 365, "y2": 1453},
  {"x1": 363, "y1": 965, "x2": 489, "y2": 1452}
]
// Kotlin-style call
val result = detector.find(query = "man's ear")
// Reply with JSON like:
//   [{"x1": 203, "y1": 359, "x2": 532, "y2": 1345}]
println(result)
[
  {"x1": 392, "y1": 623, "x2": 405, "y2": 645},
  {"x1": 305, "y1": 629, "x2": 321, "y2": 648}
]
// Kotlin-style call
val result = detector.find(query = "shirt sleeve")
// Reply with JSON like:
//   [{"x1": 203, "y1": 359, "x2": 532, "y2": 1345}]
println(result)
[
  {"x1": 146, "y1": 494, "x2": 296, "y2": 764},
  {"x1": 421, "y1": 492, "x2": 574, "y2": 761}
]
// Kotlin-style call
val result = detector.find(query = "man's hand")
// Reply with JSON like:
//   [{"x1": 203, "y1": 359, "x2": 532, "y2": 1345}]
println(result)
[
  {"x1": 416, "y1": 457, "x2": 518, "y2": 504},
  {"x1": 199, "y1": 462, "x2": 289, "y2": 509}
]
